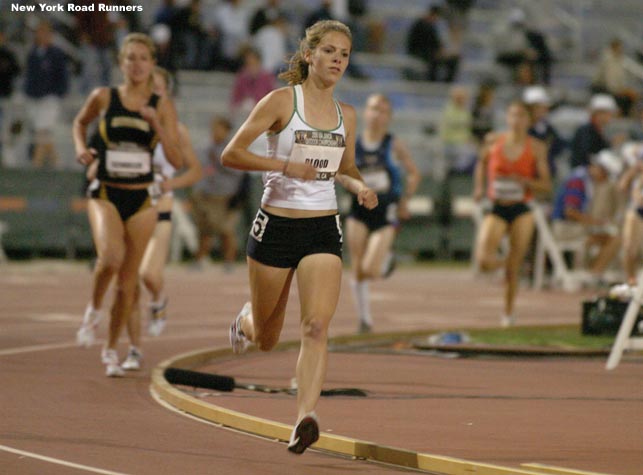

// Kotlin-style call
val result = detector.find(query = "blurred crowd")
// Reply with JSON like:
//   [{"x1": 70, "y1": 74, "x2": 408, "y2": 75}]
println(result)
[{"x1": 0, "y1": 0, "x2": 643, "y2": 283}]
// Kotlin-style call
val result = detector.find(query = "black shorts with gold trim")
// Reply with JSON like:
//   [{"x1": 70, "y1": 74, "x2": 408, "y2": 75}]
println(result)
[{"x1": 88, "y1": 180, "x2": 152, "y2": 222}]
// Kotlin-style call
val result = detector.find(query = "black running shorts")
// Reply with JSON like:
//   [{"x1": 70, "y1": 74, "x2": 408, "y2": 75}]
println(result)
[
  {"x1": 246, "y1": 209, "x2": 343, "y2": 268},
  {"x1": 349, "y1": 196, "x2": 398, "y2": 232},
  {"x1": 490, "y1": 202, "x2": 531, "y2": 225}
]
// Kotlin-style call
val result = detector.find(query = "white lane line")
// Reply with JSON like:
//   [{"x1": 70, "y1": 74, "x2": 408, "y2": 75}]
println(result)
[
  {"x1": 0, "y1": 342, "x2": 78, "y2": 356},
  {"x1": 0, "y1": 332, "x2": 224, "y2": 357},
  {"x1": 0, "y1": 444, "x2": 131, "y2": 475}
]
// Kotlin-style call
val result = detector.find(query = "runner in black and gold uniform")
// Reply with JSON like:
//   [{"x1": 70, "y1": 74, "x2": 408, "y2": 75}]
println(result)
[{"x1": 72, "y1": 33, "x2": 183, "y2": 377}]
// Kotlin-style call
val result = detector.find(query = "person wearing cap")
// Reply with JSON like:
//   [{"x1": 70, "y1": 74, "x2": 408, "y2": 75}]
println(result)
[
  {"x1": 524, "y1": 86, "x2": 567, "y2": 178},
  {"x1": 569, "y1": 94, "x2": 617, "y2": 169},
  {"x1": 551, "y1": 151, "x2": 623, "y2": 282},
  {"x1": 407, "y1": 5, "x2": 459, "y2": 82}
]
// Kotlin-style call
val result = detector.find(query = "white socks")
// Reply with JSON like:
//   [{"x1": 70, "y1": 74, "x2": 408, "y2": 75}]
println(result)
[
  {"x1": 149, "y1": 296, "x2": 166, "y2": 310},
  {"x1": 82, "y1": 304, "x2": 101, "y2": 325},
  {"x1": 351, "y1": 279, "x2": 373, "y2": 327}
]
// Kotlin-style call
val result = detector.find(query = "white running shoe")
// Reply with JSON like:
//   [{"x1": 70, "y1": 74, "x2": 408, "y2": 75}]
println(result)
[
  {"x1": 76, "y1": 305, "x2": 103, "y2": 348},
  {"x1": 121, "y1": 347, "x2": 143, "y2": 371},
  {"x1": 147, "y1": 298, "x2": 168, "y2": 337},
  {"x1": 501, "y1": 314, "x2": 516, "y2": 328},
  {"x1": 288, "y1": 412, "x2": 320, "y2": 454},
  {"x1": 229, "y1": 302, "x2": 252, "y2": 354},
  {"x1": 101, "y1": 348, "x2": 125, "y2": 378}
]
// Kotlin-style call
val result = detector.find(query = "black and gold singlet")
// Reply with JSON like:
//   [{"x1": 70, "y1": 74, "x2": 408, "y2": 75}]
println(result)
[{"x1": 96, "y1": 88, "x2": 160, "y2": 184}]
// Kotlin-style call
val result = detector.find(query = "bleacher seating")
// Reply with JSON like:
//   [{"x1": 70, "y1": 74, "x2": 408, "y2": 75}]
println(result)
[{"x1": 1, "y1": 0, "x2": 641, "y2": 260}]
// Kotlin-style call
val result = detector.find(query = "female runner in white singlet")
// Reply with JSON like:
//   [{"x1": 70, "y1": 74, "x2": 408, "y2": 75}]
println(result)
[{"x1": 222, "y1": 20, "x2": 377, "y2": 454}]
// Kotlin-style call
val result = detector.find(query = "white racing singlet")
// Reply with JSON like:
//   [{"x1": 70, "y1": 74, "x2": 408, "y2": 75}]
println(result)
[
  {"x1": 152, "y1": 143, "x2": 176, "y2": 197},
  {"x1": 261, "y1": 85, "x2": 346, "y2": 210}
]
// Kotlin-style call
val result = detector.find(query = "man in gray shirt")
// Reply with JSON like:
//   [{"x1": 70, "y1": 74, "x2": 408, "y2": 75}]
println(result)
[{"x1": 191, "y1": 116, "x2": 246, "y2": 271}]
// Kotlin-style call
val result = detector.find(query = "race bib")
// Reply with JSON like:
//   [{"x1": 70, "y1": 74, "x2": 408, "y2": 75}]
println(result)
[
  {"x1": 362, "y1": 169, "x2": 390, "y2": 193},
  {"x1": 106, "y1": 144, "x2": 151, "y2": 179},
  {"x1": 290, "y1": 130, "x2": 345, "y2": 181},
  {"x1": 492, "y1": 178, "x2": 525, "y2": 201}
]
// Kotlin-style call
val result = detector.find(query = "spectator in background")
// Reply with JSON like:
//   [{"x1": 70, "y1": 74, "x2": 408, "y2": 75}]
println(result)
[
  {"x1": 523, "y1": 86, "x2": 567, "y2": 178},
  {"x1": 407, "y1": 5, "x2": 458, "y2": 82},
  {"x1": 75, "y1": 0, "x2": 114, "y2": 93},
  {"x1": 593, "y1": 39, "x2": 639, "y2": 117},
  {"x1": 525, "y1": 26, "x2": 552, "y2": 85},
  {"x1": 493, "y1": 8, "x2": 532, "y2": 82},
  {"x1": 515, "y1": 61, "x2": 536, "y2": 88},
  {"x1": 24, "y1": 21, "x2": 69, "y2": 168},
  {"x1": 439, "y1": 85, "x2": 477, "y2": 175},
  {"x1": 628, "y1": 107, "x2": 643, "y2": 141},
  {"x1": 304, "y1": 0, "x2": 334, "y2": 29},
  {"x1": 551, "y1": 151, "x2": 623, "y2": 283},
  {"x1": 0, "y1": 31, "x2": 20, "y2": 98},
  {"x1": 229, "y1": 46, "x2": 276, "y2": 122},
  {"x1": 253, "y1": 15, "x2": 288, "y2": 75},
  {"x1": 208, "y1": 0, "x2": 251, "y2": 71},
  {"x1": 471, "y1": 80, "x2": 497, "y2": 142},
  {"x1": 250, "y1": 0, "x2": 287, "y2": 35},
  {"x1": 177, "y1": 0, "x2": 208, "y2": 70},
  {"x1": 153, "y1": 0, "x2": 181, "y2": 72},
  {"x1": 191, "y1": 117, "x2": 247, "y2": 271},
  {"x1": 569, "y1": 94, "x2": 618, "y2": 169},
  {"x1": 493, "y1": 8, "x2": 552, "y2": 85},
  {"x1": 0, "y1": 30, "x2": 20, "y2": 161},
  {"x1": 444, "y1": 0, "x2": 475, "y2": 32},
  {"x1": 112, "y1": 0, "x2": 143, "y2": 46},
  {"x1": 346, "y1": 0, "x2": 384, "y2": 53},
  {"x1": 150, "y1": 23, "x2": 176, "y2": 73},
  {"x1": 155, "y1": 0, "x2": 178, "y2": 26}
]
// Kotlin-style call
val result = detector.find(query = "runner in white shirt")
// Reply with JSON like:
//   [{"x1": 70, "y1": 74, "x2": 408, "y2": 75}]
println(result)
[{"x1": 223, "y1": 20, "x2": 377, "y2": 455}]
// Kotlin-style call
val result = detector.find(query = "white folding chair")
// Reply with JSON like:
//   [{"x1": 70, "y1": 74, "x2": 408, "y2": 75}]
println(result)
[
  {"x1": 606, "y1": 269, "x2": 643, "y2": 370},
  {"x1": 531, "y1": 202, "x2": 587, "y2": 292}
]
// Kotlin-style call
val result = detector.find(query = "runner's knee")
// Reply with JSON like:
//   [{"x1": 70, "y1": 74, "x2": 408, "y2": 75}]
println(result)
[
  {"x1": 477, "y1": 253, "x2": 496, "y2": 272},
  {"x1": 300, "y1": 318, "x2": 328, "y2": 343},
  {"x1": 96, "y1": 250, "x2": 124, "y2": 274},
  {"x1": 360, "y1": 262, "x2": 380, "y2": 280}
]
